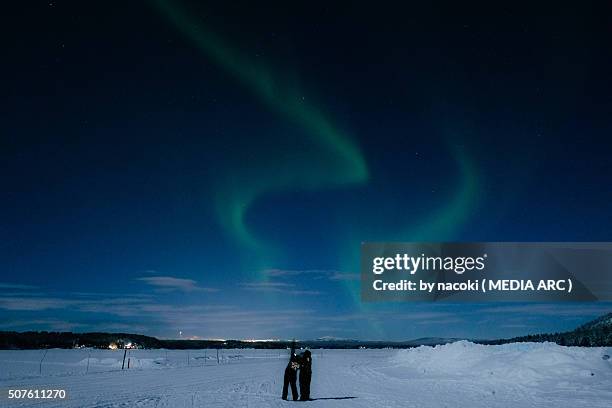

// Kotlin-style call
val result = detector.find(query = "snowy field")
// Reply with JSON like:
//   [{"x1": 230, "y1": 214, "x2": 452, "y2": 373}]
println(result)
[{"x1": 1, "y1": 342, "x2": 611, "y2": 407}]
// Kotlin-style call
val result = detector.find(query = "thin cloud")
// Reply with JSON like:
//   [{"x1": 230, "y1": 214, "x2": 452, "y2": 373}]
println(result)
[
  {"x1": 0, "y1": 296, "x2": 76, "y2": 311},
  {"x1": 0, "y1": 319, "x2": 83, "y2": 331},
  {"x1": 316, "y1": 311, "x2": 457, "y2": 323},
  {"x1": 263, "y1": 268, "x2": 356, "y2": 281},
  {"x1": 136, "y1": 276, "x2": 218, "y2": 293},
  {"x1": 479, "y1": 303, "x2": 612, "y2": 317},
  {"x1": 264, "y1": 269, "x2": 328, "y2": 277},
  {"x1": 241, "y1": 282, "x2": 323, "y2": 296},
  {"x1": 0, "y1": 282, "x2": 38, "y2": 290},
  {"x1": 328, "y1": 272, "x2": 360, "y2": 281}
]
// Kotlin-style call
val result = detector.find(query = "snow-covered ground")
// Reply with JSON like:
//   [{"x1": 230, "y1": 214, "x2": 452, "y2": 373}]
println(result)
[{"x1": 1, "y1": 342, "x2": 611, "y2": 407}]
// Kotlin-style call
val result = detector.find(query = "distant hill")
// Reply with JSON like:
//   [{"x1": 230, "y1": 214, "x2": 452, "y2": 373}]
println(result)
[
  {"x1": 578, "y1": 313, "x2": 612, "y2": 331},
  {"x1": 483, "y1": 312, "x2": 612, "y2": 347}
]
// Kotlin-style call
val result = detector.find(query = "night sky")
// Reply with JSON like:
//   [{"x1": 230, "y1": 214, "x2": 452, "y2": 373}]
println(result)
[{"x1": 2, "y1": 1, "x2": 611, "y2": 340}]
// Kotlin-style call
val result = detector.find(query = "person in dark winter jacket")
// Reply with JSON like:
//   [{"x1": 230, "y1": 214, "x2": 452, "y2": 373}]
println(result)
[
  {"x1": 282, "y1": 344, "x2": 300, "y2": 400},
  {"x1": 299, "y1": 350, "x2": 312, "y2": 401}
]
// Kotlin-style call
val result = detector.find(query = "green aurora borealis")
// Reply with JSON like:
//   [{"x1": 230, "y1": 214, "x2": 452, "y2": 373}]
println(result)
[{"x1": 154, "y1": 0, "x2": 480, "y2": 279}]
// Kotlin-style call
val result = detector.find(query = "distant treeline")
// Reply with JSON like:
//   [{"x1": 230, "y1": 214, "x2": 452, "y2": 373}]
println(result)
[
  {"x1": 1, "y1": 313, "x2": 610, "y2": 349},
  {"x1": 0, "y1": 331, "x2": 164, "y2": 350},
  {"x1": 480, "y1": 313, "x2": 612, "y2": 347},
  {"x1": 0, "y1": 331, "x2": 426, "y2": 350}
]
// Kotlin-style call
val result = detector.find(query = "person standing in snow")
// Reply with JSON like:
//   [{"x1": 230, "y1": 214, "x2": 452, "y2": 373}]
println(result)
[
  {"x1": 282, "y1": 343, "x2": 300, "y2": 401},
  {"x1": 299, "y1": 350, "x2": 312, "y2": 401}
]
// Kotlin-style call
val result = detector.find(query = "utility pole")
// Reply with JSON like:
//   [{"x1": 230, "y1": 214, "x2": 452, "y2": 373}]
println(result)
[
  {"x1": 121, "y1": 348, "x2": 127, "y2": 370},
  {"x1": 39, "y1": 349, "x2": 48, "y2": 375}
]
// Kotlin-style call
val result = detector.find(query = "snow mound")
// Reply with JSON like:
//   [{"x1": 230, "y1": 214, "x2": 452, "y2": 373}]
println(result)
[{"x1": 393, "y1": 341, "x2": 612, "y2": 384}]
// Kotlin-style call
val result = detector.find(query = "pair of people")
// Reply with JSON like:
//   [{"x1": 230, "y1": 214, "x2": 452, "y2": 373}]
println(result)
[{"x1": 282, "y1": 346, "x2": 312, "y2": 401}]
